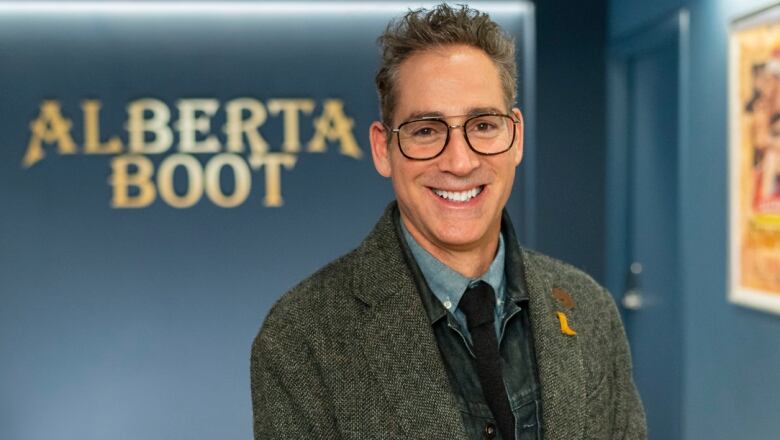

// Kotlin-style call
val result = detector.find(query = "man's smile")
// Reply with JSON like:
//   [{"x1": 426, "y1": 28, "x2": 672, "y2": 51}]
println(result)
[{"x1": 430, "y1": 185, "x2": 485, "y2": 203}]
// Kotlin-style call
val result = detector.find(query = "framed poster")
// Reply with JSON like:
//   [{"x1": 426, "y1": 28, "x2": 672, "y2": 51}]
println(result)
[{"x1": 729, "y1": 5, "x2": 780, "y2": 314}]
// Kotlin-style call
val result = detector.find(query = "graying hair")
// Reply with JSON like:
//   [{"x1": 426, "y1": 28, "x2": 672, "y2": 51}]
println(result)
[{"x1": 375, "y1": 3, "x2": 517, "y2": 126}]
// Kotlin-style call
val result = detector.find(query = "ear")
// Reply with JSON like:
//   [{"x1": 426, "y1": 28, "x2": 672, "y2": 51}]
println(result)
[
  {"x1": 369, "y1": 121, "x2": 393, "y2": 177},
  {"x1": 511, "y1": 108, "x2": 524, "y2": 166}
]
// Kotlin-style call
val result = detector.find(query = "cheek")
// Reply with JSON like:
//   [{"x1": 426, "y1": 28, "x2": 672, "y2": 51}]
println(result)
[
  {"x1": 494, "y1": 163, "x2": 517, "y2": 196},
  {"x1": 389, "y1": 164, "x2": 432, "y2": 207},
  {"x1": 388, "y1": 158, "x2": 420, "y2": 189},
  {"x1": 392, "y1": 172, "x2": 420, "y2": 200}
]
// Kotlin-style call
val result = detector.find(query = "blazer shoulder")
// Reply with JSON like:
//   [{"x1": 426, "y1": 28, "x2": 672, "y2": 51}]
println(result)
[{"x1": 261, "y1": 247, "x2": 363, "y2": 330}]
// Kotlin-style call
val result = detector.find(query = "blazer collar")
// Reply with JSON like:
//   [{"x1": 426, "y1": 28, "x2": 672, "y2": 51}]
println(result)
[
  {"x1": 522, "y1": 249, "x2": 587, "y2": 439},
  {"x1": 351, "y1": 202, "x2": 410, "y2": 307},
  {"x1": 352, "y1": 202, "x2": 468, "y2": 438}
]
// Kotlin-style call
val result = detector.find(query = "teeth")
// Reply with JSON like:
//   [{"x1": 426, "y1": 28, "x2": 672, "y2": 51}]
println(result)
[{"x1": 433, "y1": 186, "x2": 482, "y2": 202}]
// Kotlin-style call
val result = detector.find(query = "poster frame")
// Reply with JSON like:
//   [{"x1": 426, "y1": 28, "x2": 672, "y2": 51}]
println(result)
[{"x1": 729, "y1": 3, "x2": 780, "y2": 315}]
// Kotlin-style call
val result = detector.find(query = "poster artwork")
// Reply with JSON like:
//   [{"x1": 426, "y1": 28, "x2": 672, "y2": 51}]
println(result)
[{"x1": 730, "y1": 7, "x2": 780, "y2": 314}]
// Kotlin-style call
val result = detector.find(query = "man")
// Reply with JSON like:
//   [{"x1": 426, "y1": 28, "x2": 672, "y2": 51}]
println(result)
[{"x1": 251, "y1": 4, "x2": 646, "y2": 439}]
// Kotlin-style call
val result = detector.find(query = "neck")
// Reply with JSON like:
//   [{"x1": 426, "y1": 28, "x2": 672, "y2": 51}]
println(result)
[{"x1": 401, "y1": 217, "x2": 500, "y2": 278}]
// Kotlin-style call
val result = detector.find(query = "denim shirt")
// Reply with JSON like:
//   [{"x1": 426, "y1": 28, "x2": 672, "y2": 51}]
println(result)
[
  {"x1": 400, "y1": 221, "x2": 506, "y2": 346},
  {"x1": 396, "y1": 215, "x2": 542, "y2": 440}
]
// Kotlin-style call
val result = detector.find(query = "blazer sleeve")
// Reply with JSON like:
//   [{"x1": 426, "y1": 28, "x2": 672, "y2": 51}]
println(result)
[
  {"x1": 606, "y1": 294, "x2": 647, "y2": 440},
  {"x1": 250, "y1": 310, "x2": 339, "y2": 439}
]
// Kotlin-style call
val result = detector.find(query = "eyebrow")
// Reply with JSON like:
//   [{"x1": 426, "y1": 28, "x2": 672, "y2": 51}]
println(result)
[{"x1": 402, "y1": 106, "x2": 506, "y2": 122}]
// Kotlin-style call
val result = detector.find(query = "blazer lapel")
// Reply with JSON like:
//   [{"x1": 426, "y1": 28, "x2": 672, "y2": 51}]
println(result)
[
  {"x1": 353, "y1": 205, "x2": 467, "y2": 439},
  {"x1": 523, "y1": 250, "x2": 586, "y2": 439}
]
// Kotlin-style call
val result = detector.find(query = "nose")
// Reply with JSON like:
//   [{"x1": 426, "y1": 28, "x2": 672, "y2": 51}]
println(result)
[{"x1": 437, "y1": 126, "x2": 480, "y2": 176}]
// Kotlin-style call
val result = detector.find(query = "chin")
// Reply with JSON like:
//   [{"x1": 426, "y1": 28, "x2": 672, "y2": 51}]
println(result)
[{"x1": 431, "y1": 222, "x2": 490, "y2": 249}]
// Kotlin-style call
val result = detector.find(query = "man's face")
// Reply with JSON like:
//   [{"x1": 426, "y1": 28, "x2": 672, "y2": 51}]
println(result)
[{"x1": 370, "y1": 44, "x2": 523, "y2": 261}]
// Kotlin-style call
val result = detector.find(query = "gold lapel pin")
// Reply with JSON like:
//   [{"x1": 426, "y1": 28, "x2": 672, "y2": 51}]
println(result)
[{"x1": 556, "y1": 311, "x2": 577, "y2": 336}]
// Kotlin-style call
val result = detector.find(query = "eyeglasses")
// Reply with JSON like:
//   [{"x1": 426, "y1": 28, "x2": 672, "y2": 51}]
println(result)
[{"x1": 386, "y1": 113, "x2": 519, "y2": 160}]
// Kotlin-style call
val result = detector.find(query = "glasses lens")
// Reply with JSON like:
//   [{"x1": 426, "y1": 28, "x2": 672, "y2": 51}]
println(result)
[
  {"x1": 398, "y1": 119, "x2": 448, "y2": 159},
  {"x1": 464, "y1": 115, "x2": 514, "y2": 154}
]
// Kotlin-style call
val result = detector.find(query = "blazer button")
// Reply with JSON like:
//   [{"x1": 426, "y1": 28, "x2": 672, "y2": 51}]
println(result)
[{"x1": 483, "y1": 422, "x2": 496, "y2": 439}]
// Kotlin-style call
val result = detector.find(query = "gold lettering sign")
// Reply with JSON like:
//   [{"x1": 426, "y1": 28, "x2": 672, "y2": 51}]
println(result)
[{"x1": 23, "y1": 98, "x2": 363, "y2": 208}]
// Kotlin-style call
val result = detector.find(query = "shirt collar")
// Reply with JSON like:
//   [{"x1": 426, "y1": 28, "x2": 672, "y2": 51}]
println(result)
[
  {"x1": 400, "y1": 219, "x2": 506, "y2": 321},
  {"x1": 392, "y1": 206, "x2": 530, "y2": 327}
]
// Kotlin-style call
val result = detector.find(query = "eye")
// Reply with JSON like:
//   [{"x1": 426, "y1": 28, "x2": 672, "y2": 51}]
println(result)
[
  {"x1": 412, "y1": 126, "x2": 437, "y2": 137},
  {"x1": 468, "y1": 117, "x2": 500, "y2": 134},
  {"x1": 402, "y1": 121, "x2": 444, "y2": 139},
  {"x1": 469, "y1": 118, "x2": 498, "y2": 131}
]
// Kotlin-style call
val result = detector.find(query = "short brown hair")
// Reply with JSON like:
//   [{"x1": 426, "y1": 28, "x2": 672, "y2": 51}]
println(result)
[{"x1": 375, "y1": 3, "x2": 517, "y2": 126}]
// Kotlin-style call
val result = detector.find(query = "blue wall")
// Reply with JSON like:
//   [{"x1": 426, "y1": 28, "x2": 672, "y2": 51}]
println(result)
[
  {"x1": 609, "y1": 1, "x2": 780, "y2": 438},
  {"x1": 535, "y1": 0, "x2": 608, "y2": 281},
  {"x1": 0, "y1": 3, "x2": 537, "y2": 440},
  {"x1": 0, "y1": 1, "x2": 670, "y2": 438}
]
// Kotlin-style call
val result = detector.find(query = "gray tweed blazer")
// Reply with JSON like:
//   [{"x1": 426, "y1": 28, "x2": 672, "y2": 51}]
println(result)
[{"x1": 251, "y1": 203, "x2": 646, "y2": 439}]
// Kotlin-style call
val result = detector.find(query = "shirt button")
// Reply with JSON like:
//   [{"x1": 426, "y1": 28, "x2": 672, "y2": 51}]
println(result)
[
  {"x1": 483, "y1": 422, "x2": 496, "y2": 439},
  {"x1": 443, "y1": 300, "x2": 452, "y2": 309}
]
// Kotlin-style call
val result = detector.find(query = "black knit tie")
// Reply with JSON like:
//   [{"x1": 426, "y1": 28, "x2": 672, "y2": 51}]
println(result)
[{"x1": 459, "y1": 281, "x2": 515, "y2": 439}]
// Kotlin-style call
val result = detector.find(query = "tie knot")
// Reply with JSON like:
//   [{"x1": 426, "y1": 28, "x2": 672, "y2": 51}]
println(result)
[{"x1": 459, "y1": 280, "x2": 496, "y2": 330}]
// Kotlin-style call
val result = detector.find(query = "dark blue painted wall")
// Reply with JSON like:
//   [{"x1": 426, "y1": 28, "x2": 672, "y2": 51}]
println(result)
[
  {"x1": 609, "y1": 1, "x2": 780, "y2": 438},
  {"x1": 535, "y1": 0, "x2": 608, "y2": 282},
  {"x1": 0, "y1": 3, "x2": 537, "y2": 440},
  {"x1": 0, "y1": 1, "x2": 622, "y2": 438}
]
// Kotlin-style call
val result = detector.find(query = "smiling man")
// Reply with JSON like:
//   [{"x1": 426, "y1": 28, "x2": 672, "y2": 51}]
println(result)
[{"x1": 251, "y1": 4, "x2": 645, "y2": 439}]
